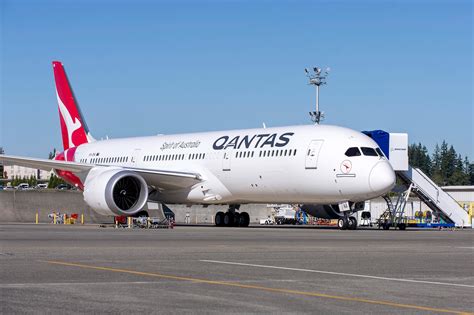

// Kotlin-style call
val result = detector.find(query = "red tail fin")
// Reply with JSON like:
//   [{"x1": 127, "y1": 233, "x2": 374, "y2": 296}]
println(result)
[{"x1": 52, "y1": 61, "x2": 94, "y2": 150}]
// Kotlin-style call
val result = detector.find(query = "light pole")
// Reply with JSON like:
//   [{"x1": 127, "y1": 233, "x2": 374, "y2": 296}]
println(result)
[{"x1": 305, "y1": 67, "x2": 330, "y2": 124}]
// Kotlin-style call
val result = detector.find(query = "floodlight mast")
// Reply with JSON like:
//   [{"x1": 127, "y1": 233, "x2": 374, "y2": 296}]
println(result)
[{"x1": 305, "y1": 66, "x2": 330, "y2": 124}]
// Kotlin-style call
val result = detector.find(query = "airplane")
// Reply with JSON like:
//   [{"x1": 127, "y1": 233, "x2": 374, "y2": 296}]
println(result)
[{"x1": 0, "y1": 61, "x2": 396, "y2": 230}]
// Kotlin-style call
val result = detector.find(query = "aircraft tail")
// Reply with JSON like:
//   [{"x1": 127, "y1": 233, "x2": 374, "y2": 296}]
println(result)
[{"x1": 52, "y1": 61, "x2": 95, "y2": 150}]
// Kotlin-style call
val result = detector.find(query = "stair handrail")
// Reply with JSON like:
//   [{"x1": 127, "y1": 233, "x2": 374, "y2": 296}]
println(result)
[{"x1": 412, "y1": 168, "x2": 467, "y2": 213}]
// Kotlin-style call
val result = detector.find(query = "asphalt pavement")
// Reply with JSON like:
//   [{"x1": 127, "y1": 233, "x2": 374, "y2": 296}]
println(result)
[{"x1": 1, "y1": 224, "x2": 473, "y2": 314}]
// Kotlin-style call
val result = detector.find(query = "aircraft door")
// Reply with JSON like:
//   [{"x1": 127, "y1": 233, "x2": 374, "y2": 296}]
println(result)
[
  {"x1": 305, "y1": 140, "x2": 324, "y2": 169},
  {"x1": 130, "y1": 149, "x2": 141, "y2": 166},
  {"x1": 222, "y1": 150, "x2": 232, "y2": 171}
]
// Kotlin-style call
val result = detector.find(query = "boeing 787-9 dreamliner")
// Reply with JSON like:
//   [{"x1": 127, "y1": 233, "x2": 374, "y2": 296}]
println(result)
[{"x1": 0, "y1": 62, "x2": 395, "y2": 230}]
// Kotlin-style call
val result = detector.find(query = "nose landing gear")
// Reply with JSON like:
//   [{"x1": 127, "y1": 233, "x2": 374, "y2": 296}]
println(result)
[
  {"x1": 337, "y1": 216, "x2": 357, "y2": 230},
  {"x1": 337, "y1": 201, "x2": 359, "y2": 230}
]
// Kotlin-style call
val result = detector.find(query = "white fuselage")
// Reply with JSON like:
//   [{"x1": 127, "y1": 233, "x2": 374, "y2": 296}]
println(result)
[{"x1": 72, "y1": 124, "x2": 395, "y2": 205}]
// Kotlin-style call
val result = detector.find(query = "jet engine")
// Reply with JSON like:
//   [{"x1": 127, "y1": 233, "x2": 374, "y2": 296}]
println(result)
[
  {"x1": 301, "y1": 202, "x2": 365, "y2": 219},
  {"x1": 301, "y1": 204, "x2": 342, "y2": 219},
  {"x1": 83, "y1": 168, "x2": 148, "y2": 216}
]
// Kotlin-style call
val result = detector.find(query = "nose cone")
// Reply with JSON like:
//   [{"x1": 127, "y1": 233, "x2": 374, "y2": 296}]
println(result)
[{"x1": 369, "y1": 161, "x2": 396, "y2": 194}]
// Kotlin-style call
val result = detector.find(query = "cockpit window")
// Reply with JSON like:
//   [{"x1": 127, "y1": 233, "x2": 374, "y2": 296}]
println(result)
[
  {"x1": 345, "y1": 147, "x2": 361, "y2": 157},
  {"x1": 361, "y1": 147, "x2": 378, "y2": 156},
  {"x1": 375, "y1": 148, "x2": 385, "y2": 157}
]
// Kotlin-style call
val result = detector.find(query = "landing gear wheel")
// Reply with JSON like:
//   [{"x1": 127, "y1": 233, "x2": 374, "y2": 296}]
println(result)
[
  {"x1": 224, "y1": 212, "x2": 234, "y2": 227},
  {"x1": 338, "y1": 218, "x2": 348, "y2": 230},
  {"x1": 233, "y1": 213, "x2": 241, "y2": 226},
  {"x1": 215, "y1": 212, "x2": 225, "y2": 226},
  {"x1": 239, "y1": 212, "x2": 250, "y2": 227},
  {"x1": 348, "y1": 217, "x2": 357, "y2": 230},
  {"x1": 397, "y1": 223, "x2": 406, "y2": 230},
  {"x1": 382, "y1": 223, "x2": 390, "y2": 230}
]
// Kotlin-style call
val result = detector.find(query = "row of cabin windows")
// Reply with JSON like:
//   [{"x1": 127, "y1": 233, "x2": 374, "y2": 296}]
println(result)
[
  {"x1": 236, "y1": 149, "x2": 297, "y2": 159},
  {"x1": 144, "y1": 153, "x2": 206, "y2": 162},
  {"x1": 345, "y1": 147, "x2": 384, "y2": 157},
  {"x1": 86, "y1": 149, "x2": 298, "y2": 164},
  {"x1": 90, "y1": 156, "x2": 129, "y2": 164}
]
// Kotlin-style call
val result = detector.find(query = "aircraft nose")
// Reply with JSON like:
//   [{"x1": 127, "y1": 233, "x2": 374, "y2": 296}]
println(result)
[{"x1": 369, "y1": 161, "x2": 396, "y2": 194}]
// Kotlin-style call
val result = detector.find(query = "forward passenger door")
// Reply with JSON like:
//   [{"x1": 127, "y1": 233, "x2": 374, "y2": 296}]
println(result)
[{"x1": 305, "y1": 140, "x2": 324, "y2": 169}]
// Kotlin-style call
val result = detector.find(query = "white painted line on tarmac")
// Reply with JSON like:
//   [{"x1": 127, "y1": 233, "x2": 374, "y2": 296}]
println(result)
[
  {"x1": 201, "y1": 260, "x2": 474, "y2": 289},
  {"x1": 0, "y1": 281, "x2": 161, "y2": 288}
]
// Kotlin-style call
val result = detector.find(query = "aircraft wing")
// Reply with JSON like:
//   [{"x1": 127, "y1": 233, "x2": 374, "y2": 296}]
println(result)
[
  {"x1": 0, "y1": 155, "x2": 201, "y2": 190},
  {"x1": 0, "y1": 155, "x2": 90, "y2": 173}
]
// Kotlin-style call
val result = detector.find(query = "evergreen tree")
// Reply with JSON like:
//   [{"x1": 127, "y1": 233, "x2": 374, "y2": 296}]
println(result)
[
  {"x1": 48, "y1": 174, "x2": 66, "y2": 189},
  {"x1": 431, "y1": 144, "x2": 443, "y2": 185},
  {"x1": 0, "y1": 147, "x2": 4, "y2": 179},
  {"x1": 48, "y1": 174, "x2": 57, "y2": 189},
  {"x1": 450, "y1": 154, "x2": 469, "y2": 185},
  {"x1": 408, "y1": 143, "x2": 432, "y2": 175},
  {"x1": 469, "y1": 163, "x2": 474, "y2": 185}
]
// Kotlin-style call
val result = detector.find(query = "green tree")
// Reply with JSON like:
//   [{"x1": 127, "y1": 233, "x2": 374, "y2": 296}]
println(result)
[
  {"x1": 28, "y1": 175, "x2": 38, "y2": 187},
  {"x1": 469, "y1": 163, "x2": 474, "y2": 185},
  {"x1": 431, "y1": 144, "x2": 443, "y2": 185},
  {"x1": 0, "y1": 147, "x2": 4, "y2": 179},
  {"x1": 48, "y1": 174, "x2": 57, "y2": 189},
  {"x1": 48, "y1": 174, "x2": 65, "y2": 189},
  {"x1": 408, "y1": 143, "x2": 431, "y2": 176},
  {"x1": 449, "y1": 154, "x2": 469, "y2": 185}
]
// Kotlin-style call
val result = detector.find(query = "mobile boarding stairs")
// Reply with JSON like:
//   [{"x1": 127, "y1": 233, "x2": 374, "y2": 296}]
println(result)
[{"x1": 364, "y1": 130, "x2": 470, "y2": 228}]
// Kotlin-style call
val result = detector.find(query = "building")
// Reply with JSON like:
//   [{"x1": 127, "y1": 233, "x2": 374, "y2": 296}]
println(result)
[
  {"x1": 3, "y1": 165, "x2": 52, "y2": 181},
  {"x1": 442, "y1": 186, "x2": 474, "y2": 214}
]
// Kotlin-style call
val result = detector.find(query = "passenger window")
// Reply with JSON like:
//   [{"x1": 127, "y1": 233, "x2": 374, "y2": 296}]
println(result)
[
  {"x1": 345, "y1": 147, "x2": 361, "y2": 157},
  {"x1": 361, "y1": 147, "x2": 378, "y2": 156}
]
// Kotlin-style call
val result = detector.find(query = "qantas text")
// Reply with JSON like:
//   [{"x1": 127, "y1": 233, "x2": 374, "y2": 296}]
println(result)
[{"x1": 213, "y1": 132, "x2": 294, "y2": 150}]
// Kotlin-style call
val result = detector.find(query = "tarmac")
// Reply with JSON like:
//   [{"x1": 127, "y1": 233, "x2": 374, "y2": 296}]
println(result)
[{"x1": 0, "y1": 224, "x2": 473, "y2": 314}]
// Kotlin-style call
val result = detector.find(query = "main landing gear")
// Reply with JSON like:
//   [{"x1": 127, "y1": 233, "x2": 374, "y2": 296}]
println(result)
[{"x1": 215, "y1": 205, "x2": 250, "y2": 227}]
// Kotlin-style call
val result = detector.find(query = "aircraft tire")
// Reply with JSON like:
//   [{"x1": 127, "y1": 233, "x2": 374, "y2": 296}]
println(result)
[
  {"x1": 382, "y1": 223, "x2": 390, "y2": 230},
  {"x1": 348, "y1": 217, "x2": 357, "y2": 230},
  {"x1": 224, "y1": 212, "x2": 234, "y2": 227},
  {"x1": 233, "y1": 212, "x2": 241, "y2": 226},
  {"x1": 338, "y1": 218, "x2": 348, "y2": 230},
  {"x1": 215, "y1": 212, "x2": 225, "y2": 226},
  {"x1": 398, "y1": 223, "x2": 406, "y2": 230},
  {"x1": 240, "y1": 212, "x2": 250, "y2": 227}
]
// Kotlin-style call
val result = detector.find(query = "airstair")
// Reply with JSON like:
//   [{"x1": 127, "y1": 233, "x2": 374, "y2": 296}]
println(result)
[
  {"x1": 397, "y1": 167, "x2": 470, "y2": 227},
  {"x1": 363, "y1": 130, "x2": 471, "y2": 228}
]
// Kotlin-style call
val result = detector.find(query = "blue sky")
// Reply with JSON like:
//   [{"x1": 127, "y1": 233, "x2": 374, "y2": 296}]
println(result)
[{"x1": 1, "y1": 0, "x2": 472, "y2": 158}]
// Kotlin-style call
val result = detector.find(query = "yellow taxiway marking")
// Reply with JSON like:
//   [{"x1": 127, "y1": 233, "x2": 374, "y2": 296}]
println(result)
[{"x1": 43, "y1": 260, "x2": 472, "y2": 315}]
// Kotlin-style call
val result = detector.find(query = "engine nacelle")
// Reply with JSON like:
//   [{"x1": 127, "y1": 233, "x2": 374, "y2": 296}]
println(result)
[
  {"x1": 83, "y1": 167, "x2": 148, "y2": 216},
  {"x1": 301, "y1": 204, "x2": 342, "y2": 219},
  {"x1": 301, "y1": 202, "x2": 365, "y2": 219}
]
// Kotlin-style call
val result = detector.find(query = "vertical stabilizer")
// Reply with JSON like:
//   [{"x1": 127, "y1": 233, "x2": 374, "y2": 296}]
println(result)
[{"x1": 52, "y1": 61, "x2": 94, "y2": 150}]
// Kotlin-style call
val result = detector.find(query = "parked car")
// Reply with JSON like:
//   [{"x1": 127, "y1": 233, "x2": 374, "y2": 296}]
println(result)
[
  {"x1": 15, "y1": 183, "x2": 30, "y2": 190},
  {"x1": 259, "y1": 217, "x2": 274, "y2": 225},
  {"x1": 35, "y1": 183, "x2": 48, "y2": 189},
  {"x1": 55, "y1": 183, "x2": 73, "y2": 190},
  {"x1": 0, "y1": 185, "x2": 3, "y2": 190}
]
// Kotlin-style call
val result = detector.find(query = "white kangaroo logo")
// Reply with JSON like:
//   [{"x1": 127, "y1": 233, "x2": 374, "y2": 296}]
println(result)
[{"x1": 56, "y1": 91, "x2": 82, "y2": 147}]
